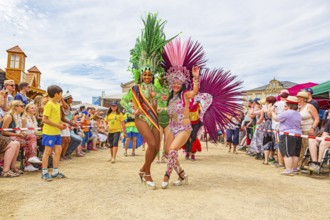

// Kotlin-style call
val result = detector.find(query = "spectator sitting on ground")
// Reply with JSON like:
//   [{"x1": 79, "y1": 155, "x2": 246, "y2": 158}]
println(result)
[{"x1": 14, "y1": 82, "x2": 30, "y2": 106}]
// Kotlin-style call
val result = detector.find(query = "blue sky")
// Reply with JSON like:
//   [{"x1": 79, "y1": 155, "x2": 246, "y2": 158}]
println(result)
[{"x1": 0, "y1": 0, "x2": 329, "y2": 103}]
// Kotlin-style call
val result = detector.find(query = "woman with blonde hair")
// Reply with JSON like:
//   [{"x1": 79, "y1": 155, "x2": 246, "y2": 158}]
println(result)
[
  {"x1": 24, "y1": 102, "x2": 42, "y2": 161},
  {"x1": 2, "y1": 100, "x2": 39, "y2": 172},
  {"x1": 33, "y1": 95, "x2": 43, "y2": 125}
]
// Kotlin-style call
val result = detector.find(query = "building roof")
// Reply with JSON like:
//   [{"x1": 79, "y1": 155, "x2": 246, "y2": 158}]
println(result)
[
  {"x1": 6, "y1": 45, "x2": 27, "y2": 57},
  {"x1": 27, "y1": 66, "x2": 41, "y2": 73},
  {"x1": 247, "y1": 81, "x2": 297, "y2": 91}
]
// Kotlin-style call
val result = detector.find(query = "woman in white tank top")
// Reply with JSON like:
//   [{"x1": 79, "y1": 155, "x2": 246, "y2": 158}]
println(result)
[{"x1": 296, "y1": 92, "x2": 320, "y2": 167}]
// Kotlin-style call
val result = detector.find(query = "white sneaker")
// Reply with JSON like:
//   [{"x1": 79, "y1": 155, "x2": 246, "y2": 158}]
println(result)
[
  {"x1": 28, "y1": 156, "x2": 42, "y2": 164},
  {"x1": 24, "y1": 164, "x2": 39, "y2": 172}
]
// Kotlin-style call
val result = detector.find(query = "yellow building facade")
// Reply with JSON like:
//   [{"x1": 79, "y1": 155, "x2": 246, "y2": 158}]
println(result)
[
  {"x1": 242, "y1": 79, "x2": 296, "y2": 102},
  {"x1": 4, "y1": 45, "x2": 45, "y2": 98}
]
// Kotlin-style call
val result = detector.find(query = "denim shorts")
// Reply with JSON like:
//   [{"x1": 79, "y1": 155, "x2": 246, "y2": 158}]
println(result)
[
  {"x1": 42, "y1": 134, "x2": 62, "y2": 148},
  {"x1": 226, "y1": 128, "x2": 239, "y2": 145}
]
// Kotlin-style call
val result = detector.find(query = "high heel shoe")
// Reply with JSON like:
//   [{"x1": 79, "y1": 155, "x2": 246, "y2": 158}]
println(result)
[
  {"x1": 161, "y1": 173, "x2": 170, "y2": 189},
  {"x1": 139, "y1": 171, "x2": 145, "y2": 183},
  {"x1": 143, "y1": 174, "x2": 156, "y2": 190},
  {"x1": 173, "y1": 170, "x2": 188, "y2": 186}
]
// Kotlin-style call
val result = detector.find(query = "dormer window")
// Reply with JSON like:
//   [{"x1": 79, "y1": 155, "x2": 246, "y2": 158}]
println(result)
[{"x1": 10, "y1": 54, "x2": 20, "y2": 68}]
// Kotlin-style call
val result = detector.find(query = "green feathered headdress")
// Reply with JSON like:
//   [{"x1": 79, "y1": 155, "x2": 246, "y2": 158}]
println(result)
[
  {"x1": 129, "y1": 13, "x2": 178, "y2": 84},
  {"x1": 154, "y1": 73, "x2": 170, "y2": 99}
]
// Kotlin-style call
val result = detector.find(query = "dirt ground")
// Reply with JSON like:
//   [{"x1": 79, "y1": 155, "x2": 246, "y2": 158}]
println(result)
[{"x1": 0, "y1": 142, "x2": 329, "y2": 220}]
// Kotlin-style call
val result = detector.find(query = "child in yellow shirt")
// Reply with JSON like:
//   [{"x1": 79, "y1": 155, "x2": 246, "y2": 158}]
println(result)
[
  {"x1": 41, "y1": 85, "x2": 67, "y2": 181},
  {"x1": 104, "y1": 101, "x2": 126, "y2": 163}
]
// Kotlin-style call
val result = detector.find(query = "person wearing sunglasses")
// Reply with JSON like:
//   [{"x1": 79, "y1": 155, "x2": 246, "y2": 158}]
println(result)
[
  {"x1": 2, "y1": 79, "x2": 16, "y2": 112},
  {"x1": 1, "y1": 100, "x2": 39, "y2": 172}
]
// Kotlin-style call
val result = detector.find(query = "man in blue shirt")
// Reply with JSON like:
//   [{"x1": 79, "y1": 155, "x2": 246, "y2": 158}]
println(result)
[{"x1": 14, "y1": 81, "x2": 30, "y2": 106}]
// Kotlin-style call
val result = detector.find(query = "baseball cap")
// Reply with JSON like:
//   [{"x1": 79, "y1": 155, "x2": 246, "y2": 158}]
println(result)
[
  {"x1": 111, "y1": 101, "x2": 118, "y2": 106},
  {"x1": 279, "y1": 89, "x2": 289, "y2": 95},
  {"x1": 303, "y1": 88, "x2": 313, "y2": 94},
  {"x1": 253, "y1": 98, "x2": 260, "y2": 103}
]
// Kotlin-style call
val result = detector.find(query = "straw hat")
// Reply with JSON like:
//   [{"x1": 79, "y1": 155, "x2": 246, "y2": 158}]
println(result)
[
  {"x1": 296, "y1": 91, "x2": 308, "y2": 99},
  {"x1": 286, "y1": 96, "x2": 298, "y2": 105}
]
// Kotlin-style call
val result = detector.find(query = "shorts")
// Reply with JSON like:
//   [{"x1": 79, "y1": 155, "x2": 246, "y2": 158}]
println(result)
[
  {"x1": 82, "y1": 132, "x2": 89, "y2": 146},
  {"x1": 42, "y1": 134, "x2": 62, "y2": 148},
  {"x1": 108, "y1": 132, "x2": 121, "y2": 148},
  {"x1": 279, "y1": 135, "x2": 302, "y2": 157},
  {"x1": 60, "y1": 127, "x2": 71, "y2": 137},
  {"x1": 127, "y1": 132, "x2": 139, "y2": 138},
  {"x1": 226, "y1": 128, "x2": 239, "y2": 145}
]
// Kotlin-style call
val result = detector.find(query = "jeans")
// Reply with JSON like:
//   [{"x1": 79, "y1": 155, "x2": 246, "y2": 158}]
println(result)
[{"x1": 66, "y1": 134, "x2": 82, "y2": 155}]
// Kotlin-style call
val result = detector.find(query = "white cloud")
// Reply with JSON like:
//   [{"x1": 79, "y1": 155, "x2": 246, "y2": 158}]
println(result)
[{"x1": 0, "y1": 0, "x2": 329, "y2": 102}]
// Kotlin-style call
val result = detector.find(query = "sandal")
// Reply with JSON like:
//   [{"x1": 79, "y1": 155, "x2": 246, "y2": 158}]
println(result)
[
  {"x1": 12, "y1": 168, "x2": 24, "y2": 175},
  {"x1": 124, "y1": 152, "x2": 127, "y2": 157},
  {"x1": 1, "y1": 170, "x2": 20, "y2": 177},
  {"x1": 131, "y1": 152, "x2": 135, "y2": 156},
  {"x1": 262, "y1": 162, "x2": 268, "y2": 165}
]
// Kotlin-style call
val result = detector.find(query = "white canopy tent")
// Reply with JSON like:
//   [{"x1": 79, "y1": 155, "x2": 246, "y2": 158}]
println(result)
[{"x1": 71, "y1": 103, "x2": 109, "y2": 111}]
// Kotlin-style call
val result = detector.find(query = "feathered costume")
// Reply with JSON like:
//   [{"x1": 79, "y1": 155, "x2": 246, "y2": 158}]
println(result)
[
  {"x1": 162, "y1": 38, "x2": 243, "y2": 143},
  {"x1": 121, "y1": 13, "x2": 177, "y2": 130}
]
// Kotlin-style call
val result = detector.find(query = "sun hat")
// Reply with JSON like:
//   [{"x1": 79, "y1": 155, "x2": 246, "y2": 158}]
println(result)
[
  {"x1": 296, "y1": 91, "x2": 308, "y2": 99},
  {"x1": 286, "y1": 96, "x2": 298, "y2": 105},
  {"x1": 63, "y1": 91, "x2": 72, "y2": 100}
]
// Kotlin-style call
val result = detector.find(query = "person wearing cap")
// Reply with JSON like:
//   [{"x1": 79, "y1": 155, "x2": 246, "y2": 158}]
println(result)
[
  {"x1": 272, "y1": 96, "x2": 302, "y2": 176},
  {"x1": 296, "y1": 91, "x2": 320, "y2": 168},
  {"x1": 105, "y1": 101, "x2": 126, "y2": 163},
  {"x1": 303, "y1": 88, "x2": 320, "y2": 113},
  {"x1": 60, "y1": 92, "x2": 72, "y2": 160},
  {"x1": 61, "y1": 92, "x2": 83, "y2": 158}
]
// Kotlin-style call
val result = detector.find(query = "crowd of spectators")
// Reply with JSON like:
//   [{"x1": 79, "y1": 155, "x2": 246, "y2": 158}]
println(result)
[
  {"x1": 0, "y1": 80, "x2": 113, "y2": 178},
  {"x1": 224, "y1": 88, "x2": 329, "y2": 176}
]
